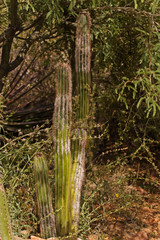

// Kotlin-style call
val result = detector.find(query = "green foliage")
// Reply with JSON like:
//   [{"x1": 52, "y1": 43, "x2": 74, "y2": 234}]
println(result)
[
  {"x1": 89, "y1": 1, "x2": 160, "y2": 194},
  {"x1": 19, "y1": 0, "x2": 64, "y2": 23},
  {"x1": 116, "y1": 14, "x2": 160, "y2": 118}
]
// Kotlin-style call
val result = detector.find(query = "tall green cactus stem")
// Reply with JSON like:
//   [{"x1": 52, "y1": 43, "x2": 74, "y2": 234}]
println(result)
[
  {"x1": 53, "y1": 63, "x2": 72, "y2": 237},
  {"x1": 75, "y1": 12, "x2": 91, "y2": 122},
  {"x1": 71, "y1": 12, "x2": 91, "y2": 233},
  {"x1": 0, "y1": 164, "x2": 13, "y2": 240},
  {"x1": 34, "y1": 153, "x2": 56, "y2": 238}
]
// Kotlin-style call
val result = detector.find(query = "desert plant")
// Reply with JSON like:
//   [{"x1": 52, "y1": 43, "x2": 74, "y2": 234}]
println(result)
[
  {"x1": 71, "y1": 11, "x2": 91, "y2": 234},
  {"x1": 34, "y1": 11, "x2": 91, "y2": 239},
  {"x1": 0, "y1": 163, "x2": 13, "y2": 240},
  {"x1": 75, "y1": 11, "x2": 91, "y2": 122},
  {"x1": 53, "y1": 63, "x2": 73, "y2": 238},
  {"x1": 34, "y1": 153, "x2": 56, "y2": 238},
  {"x1": 53, "y1": 12, "x2": 91, "y2": 239},
  {"x1": 52, "y1": 12, "x2": 91, "y2": 239}
]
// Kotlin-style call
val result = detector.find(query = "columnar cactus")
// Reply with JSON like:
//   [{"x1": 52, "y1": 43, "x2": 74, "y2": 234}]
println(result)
[
  {"x1": 34, "y1": 153, "x2": 56, "y2": 238},
  {"x1": 71, "y1": 11, "x2": 91, "y2": 233},
  {"x1": 53, "y1": 63, "x2": 72, "y2": 237},
  {"x1": 75, "y1": 12, "x2": 91, "y2": 121},
  {"x1": 0, "y1": 164, "x2": 13, "y2": 240},
  {"x1": 35, "y1": 11, "x2": 91, "y2": 240}
]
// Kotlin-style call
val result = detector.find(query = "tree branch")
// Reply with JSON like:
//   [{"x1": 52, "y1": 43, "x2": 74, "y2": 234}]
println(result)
[
  {"x1": 6, "y1": 69, "x2": 55, "y2": 106},
  {"x1": 90, "y1": 6, "x2": 160, "y2": 18},
  {"x1": 9, "y1": 0, "x2": 18, "y2": 28},
  {"x1": 0, "y1": 0, "x2": 20, "y2": 92}
]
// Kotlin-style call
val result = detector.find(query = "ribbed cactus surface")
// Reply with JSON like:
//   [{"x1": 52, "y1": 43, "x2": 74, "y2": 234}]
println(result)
[
  {"x1": 52, "y1": 12, "x2": 91, "y2": 239},
  {"x1": 0, "y1": 164, "x2": 13, "y2": 240},
  {"x1": 34, "y1": 153, "x2": 56, "y2": 238},
  {"x1": 71, "y1": 129, "x2": 87, "y2": 233},
  {"x1": 53, "y1": 63, "x2": 72, "y2": 237},
  {"x1": 71, "y1": 12, "x2": 91, "y2": 233},
  {"x1": 75, "y1": 12, "x2": 91, "y2": 121}
]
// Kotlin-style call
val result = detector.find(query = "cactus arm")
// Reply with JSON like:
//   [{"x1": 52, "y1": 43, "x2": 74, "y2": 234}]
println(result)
[
  {"x1": 34, "y1": 153, "x2": 56, "y2": 238},
  {"x1": 53, "y1": 63, "x2": 72, "y2": 237},
  {"x1": 0, "y1": 165, "x2": 13, "y2": 240}
]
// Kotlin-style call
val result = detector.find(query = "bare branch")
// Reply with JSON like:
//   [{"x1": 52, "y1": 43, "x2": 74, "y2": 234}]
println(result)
[
  {"x1": 0, "y1": 0, "x2": 20, "y2": 91},
  {"x1": 90, "y1": 6, "x2": 160, "y2": 18},
  {"x1": 6, "y1": 69, "x2": 55, "y2": 106},
  {"x1": 5, "y1": 55, "x2": 37, "y2": 98},
  {"x1": 9, "y1": 0, "x2": 18, "y2": 27}
]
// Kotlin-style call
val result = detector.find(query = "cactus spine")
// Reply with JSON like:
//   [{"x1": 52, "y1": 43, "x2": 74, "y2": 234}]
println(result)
[
  {"x1": 34, "y1": 153, "x2": 56, "y2": 238},
  {"x1": 0, "y1": 164, "x2": 13, "y2": 240},
  {"x1": 71, "y1": 12, "x2": 91, "y2": 233},
  {"x1": 53, "y1": 63, "x2": 72, "y2": 237}
]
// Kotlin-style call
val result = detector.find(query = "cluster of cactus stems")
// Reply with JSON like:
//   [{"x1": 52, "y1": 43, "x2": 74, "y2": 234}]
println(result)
[
  {"x1": 0, "y1": 164, "x2": 13, "y2": 240},
  {"x1": 34, "y1": 12, "x2": 91, "y2": 239},
  {"x1": 33, "y1": 153, "x2": 56, "y2": 238},
  {"x1": 0, "y1": 11, "x2": 90, "y2": 240}
]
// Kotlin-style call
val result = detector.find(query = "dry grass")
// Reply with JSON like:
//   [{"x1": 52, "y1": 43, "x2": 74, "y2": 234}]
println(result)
[{"x1": 79, "y1": 162, "x2": 160, "y2": 240}]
